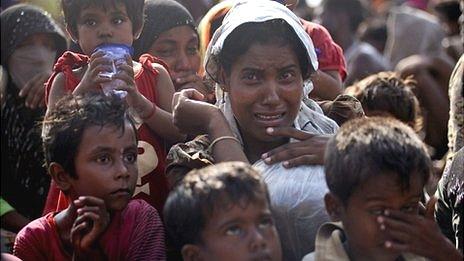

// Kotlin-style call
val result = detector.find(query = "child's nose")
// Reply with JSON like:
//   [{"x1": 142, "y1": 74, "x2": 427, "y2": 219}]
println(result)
[
  {"x1": 98, "y1": 23, "x2": 114, "y2": 39},
  {"x1": 249, "y1": 227, "x2": 267, "y2": 252},
  {"x1": 114, "y1": 160, "x2": 130, "y2": 179}
]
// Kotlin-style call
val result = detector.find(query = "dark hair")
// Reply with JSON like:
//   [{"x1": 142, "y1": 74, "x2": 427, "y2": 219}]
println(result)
[
  {"x1": 163, "y1": 162, "x2": 270, "y2": 249},
  {"x1": 133, "y1": 0, "x2": 196, "y2": 59},
  {"x1": 434, "y1": 1, "x2": 461, "y2": 23},
  {"x1": 325, "y1": 117, "x2": 431, "y2": 205},
  {"x1": 42, "y1": 93, "x2": 137, "y2": 178},
  {"x1": 61, "y1": 0, "x2": 144, "y2": 40},
  {"x1": 218, "y1": 19, "x2": 311, "y2": 80},
  {"x1": 322, "y1": 0, "x2": 368, "y2": 32},
  {"x1": 346, "y1": 72, "x2": 423, "y2": 132}
]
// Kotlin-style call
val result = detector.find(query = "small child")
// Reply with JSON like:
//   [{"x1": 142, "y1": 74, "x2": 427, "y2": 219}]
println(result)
[
  {"x1": 163, "y1": 161, "x2": 282, "y2": 261},
  {"x1": 345, "y1": 71, "x2": 422, "y2": 132},
  {"x1": 303, "y1": 117, "x2": 462, "y2": 261},
  {"x1": 14, "y1": 94, "x2": 165, "y2": 260},
  {"x1": 44, "y1": 0, "x2": 185, "y2": 214}
]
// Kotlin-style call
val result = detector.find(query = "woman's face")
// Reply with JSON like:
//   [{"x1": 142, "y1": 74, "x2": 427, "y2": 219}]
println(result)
[
  {"x1": 224, "y1": 42, "x2": 303, "y2": 143},
  {"x1": 148, "y1": 25, "x2": 201, "y2": 89}
]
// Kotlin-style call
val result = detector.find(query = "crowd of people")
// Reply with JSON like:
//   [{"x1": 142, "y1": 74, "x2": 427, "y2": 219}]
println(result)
[{"x1": 0, "y1": 0, "x2": 462, "y2": 260}]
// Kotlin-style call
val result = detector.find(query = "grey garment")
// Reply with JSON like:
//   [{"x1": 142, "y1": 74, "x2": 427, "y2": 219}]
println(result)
[
  {"x1": 384, "y1": 5, "x2": 451, "y2": 67},
  {"x1": 435, "y1": 147, "x2": 464, "y2": 252},
  {"x1": 447, "y1": 55, "x2": 464, "y2": 161}
]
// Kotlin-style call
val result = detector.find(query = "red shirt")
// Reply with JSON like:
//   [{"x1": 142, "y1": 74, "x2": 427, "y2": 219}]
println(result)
[
  {"x1": 14, "y1": 199, "x2": 166, "y2": 260},
  {"x1": 44, "y1": 52, "x2": 170, "y2": 214},
  {"x1": 301, "y1": 19, "x2": 347, "y2": 81}
]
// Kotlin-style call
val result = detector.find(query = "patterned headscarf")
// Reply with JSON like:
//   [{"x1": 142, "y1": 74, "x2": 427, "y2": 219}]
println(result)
[{"x1": 0, "y1": 4, "x2": 67, "y2": 67}]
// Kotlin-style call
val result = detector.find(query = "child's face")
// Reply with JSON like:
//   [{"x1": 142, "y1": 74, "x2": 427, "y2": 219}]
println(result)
[
  {"x1": 334, "y1": 171, "x2": 424, "y2": 261},
  {"x1": 72, "y1": 3, "x2": 136, "y2": 54},
  {"x1": 70, "y1": 121, "x2": 138, "y2": 211},
  {"x1": 192, "y1": 197, "x2": 282, "y2": 261}
]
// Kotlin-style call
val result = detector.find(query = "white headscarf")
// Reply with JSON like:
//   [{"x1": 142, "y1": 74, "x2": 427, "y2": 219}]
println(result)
[
  {"x1": 203, "y1": 1, "x2": 339, "y2": 259},
  {"x1": 204, "y1": 0, "x2": 337, "y2": 144}
]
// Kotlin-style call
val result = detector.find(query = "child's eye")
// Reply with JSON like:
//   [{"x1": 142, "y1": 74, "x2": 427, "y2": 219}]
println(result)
[
  {"x1": 368, "y1": 209, "x2": 384, "y2": 216},
  {"x1": 95, "y1": 154, "x2": 111, "y2": 164},
  {"x1": 83, "y1": 19, "x2": 97, "y2": 27},
  {"x1": 401, "y1": 204, "x2": 418, "y2": 213},
  {"x1": 112, "y1": 17, "x2": 125, "y2": 25},
  {"x1": 258, "y1": 217, "x2": 273, "y2": 229},
  {"x1": 124, "y1": 152, "x2": 137, "y2": 164},
  {"x1": 225, "y1": 225, "x2": 243, "y2": 236}
]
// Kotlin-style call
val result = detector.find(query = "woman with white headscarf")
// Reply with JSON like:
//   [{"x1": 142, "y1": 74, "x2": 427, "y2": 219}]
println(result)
[{"x1": 168, "y1": 1, "x2": 338, "y2": 259}]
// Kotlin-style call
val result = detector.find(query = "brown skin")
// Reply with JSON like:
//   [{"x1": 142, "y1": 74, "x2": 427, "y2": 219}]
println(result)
[
  {"x1": 396, "y1": 55, "x2": 452, "y2": 158},
  {"x1": 377, "y1": 201, "x2": 463, "y2": 261},
  {"x1": 0, "y1": 210, "x2": 30, "y2": 233}
]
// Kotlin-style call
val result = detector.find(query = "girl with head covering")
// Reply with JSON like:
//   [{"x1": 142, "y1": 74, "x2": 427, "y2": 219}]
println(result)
[
  {"x1": 134, "y1": 0, "x2": 215, "y2": 102},
  {"x1": 0, "y1": 4, "x2": 67, "y2": 221},
  {"x1": 167, "y1": 1, "x2": 338, "y2": 259}
]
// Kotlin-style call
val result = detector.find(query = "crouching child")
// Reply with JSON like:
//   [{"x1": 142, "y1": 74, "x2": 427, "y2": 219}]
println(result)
[{"x1": 14, "y1": 94, "x2": 165, "y2": 260}]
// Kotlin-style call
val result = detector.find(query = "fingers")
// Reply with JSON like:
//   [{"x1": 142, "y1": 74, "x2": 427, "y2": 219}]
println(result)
[
  {"x1": 425, "y1": 197, "x2": 437, "y2": 219},
  {"x1": 20, "y1": 73, "x2": 48, "y2": 109},
  {"x1": 262, "y1": 146, "x2": 320, "y2": 166},
  {"x1": 74, "y1": 196, "x2": 106, "y2": 208},
  {"x1": 175, "y1": 74, "x2": 201, "y2": 86},
  {"x1": 266, "y1": 126, "x2": 314, "y2": 140}
]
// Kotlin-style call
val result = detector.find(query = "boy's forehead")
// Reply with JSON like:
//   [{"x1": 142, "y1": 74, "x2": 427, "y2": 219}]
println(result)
[{"x1": 350, "y1": 171, "x2": 424, "y2": 203}]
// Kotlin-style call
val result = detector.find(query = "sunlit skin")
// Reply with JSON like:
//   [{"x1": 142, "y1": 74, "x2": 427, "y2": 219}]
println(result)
[
  {"x1": 148, "y1": 25, "x2": 201, "y2": 91},
  {"x1": 326, "y1": 171, "x2": 424, "y2": 261},
  {"x1": 194, "y1": 197, "x2": 282, "y2": 261},
  {"x1": 68, "y1": 122, "x2": 138, "y2": 211},
  {"x1": 224, "y1": 42, "x2": 303, "y2": 162},
  {"x1": 70, "y1": 3, "x2": 136, "y2": 55}
]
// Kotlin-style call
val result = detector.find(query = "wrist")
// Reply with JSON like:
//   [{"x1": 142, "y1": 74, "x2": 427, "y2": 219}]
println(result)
[
  {"x1": 139, "y1": 102, "x2": 156, "y2": 121},
  {"x1": 207, "y1": 109, "x2": 234, "y2": 139}
]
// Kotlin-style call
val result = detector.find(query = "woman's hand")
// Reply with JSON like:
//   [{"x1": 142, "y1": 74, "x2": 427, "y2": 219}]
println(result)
[
  {"x1": 172, "y1": 88, "x2": 221, "y2": 136},
  {"x1": 18, "y1": 71, "x2": 50, "y2": 109},
  {"x1": 70, "y1": 196, "x2": 109, "y2": 256},
  {"x1": 261, "y1": 126, "x2": 331, "y2": 168},
  {"x1": 174, "y1": 74, "x2": 216, "y2": 103},
  {"x1": 73, "y1": 51, "x2": 112, "y2": 95}
]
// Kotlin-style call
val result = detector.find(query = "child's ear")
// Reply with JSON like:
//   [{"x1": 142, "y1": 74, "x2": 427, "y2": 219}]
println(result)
[
  {"x1": 324, "y1": 192, "x2": 343, "y2": 221},
  {"x1": 181, "y1": 244, "x2": 202, "y2": 261},
  {"x1": 49, "y1": 162, "x2": 73, "y2": 191},
  {"x1": 66, "y1": 26, "x2": 79, "y2": 44}
]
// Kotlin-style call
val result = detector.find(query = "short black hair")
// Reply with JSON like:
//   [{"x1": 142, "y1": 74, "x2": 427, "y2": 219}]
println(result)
[
  {"x1": 346, "y1": 71, "x2": 423, "y2": 132},
  {"x1": 163, "y1": 162, "x2": 270, "y2": 249},
  {"x1": 217, "y1": 19, "x2": 311, "y2": 81},
  {"x1": 42, "y1": 93, "x2": 137, "y2": 178},
  {"x1": 61, "y1": 0, "x2": 144, "y2": 41},
  {"x1": 325, "y1": 117, "x2": 431, "y2": 205},
  {"x1": 434, "y1": 0, "x2": 461, "y2": 23}
]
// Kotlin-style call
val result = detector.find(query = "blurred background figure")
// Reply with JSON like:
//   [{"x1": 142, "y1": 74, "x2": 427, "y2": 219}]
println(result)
[{"x1": 0, "y1": 3, "x2": 67, "y2": 236}]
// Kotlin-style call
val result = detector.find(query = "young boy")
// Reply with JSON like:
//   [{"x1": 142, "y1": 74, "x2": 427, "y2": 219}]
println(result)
[
  {"x1": 163, "y1": 162, "x2": 282, "y2": 261},
  {"x1": 14, "y1": 94, "x2": 165, "y2": 260},
  {"x1": 43, "y1": 0, "x2": 185, "y2": 215},
  {"x1": 303, "y1": 117, "x2": 462, "y2": 261}
]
